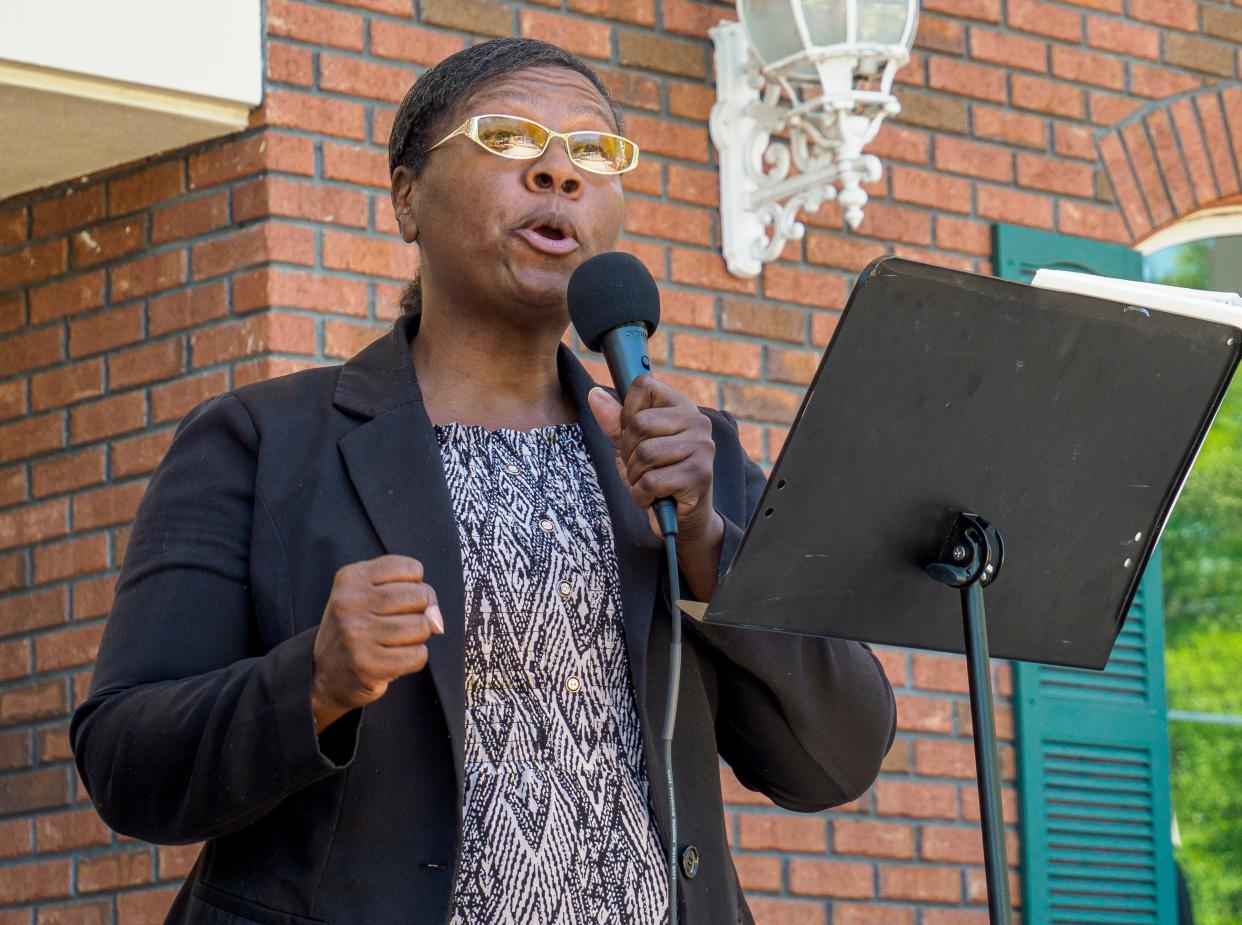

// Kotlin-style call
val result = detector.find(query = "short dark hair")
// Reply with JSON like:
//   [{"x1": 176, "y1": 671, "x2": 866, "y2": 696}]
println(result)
[{"x1": 388, "y1": 38, "x2": 622, "y2": 315}]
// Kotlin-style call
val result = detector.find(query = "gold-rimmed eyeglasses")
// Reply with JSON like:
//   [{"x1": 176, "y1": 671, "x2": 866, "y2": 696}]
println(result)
[{"x1": 427, "y1": 113, "x2": 640, "y2": 175}]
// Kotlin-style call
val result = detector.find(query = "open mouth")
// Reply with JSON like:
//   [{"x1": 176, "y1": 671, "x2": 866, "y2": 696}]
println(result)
[{"x1": 517, "y1": 222, "x2": 580, "y2": 255}]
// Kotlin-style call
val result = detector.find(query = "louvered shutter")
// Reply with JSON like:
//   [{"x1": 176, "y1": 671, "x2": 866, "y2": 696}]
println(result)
[{"x1": 994, "y1": 224, "x2": 1176, "y2": 925}]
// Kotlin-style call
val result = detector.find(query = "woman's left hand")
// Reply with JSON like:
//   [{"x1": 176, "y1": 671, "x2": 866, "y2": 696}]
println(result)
[{"x1": 588, "y1": 379, "x2": 725, "y2": 598}]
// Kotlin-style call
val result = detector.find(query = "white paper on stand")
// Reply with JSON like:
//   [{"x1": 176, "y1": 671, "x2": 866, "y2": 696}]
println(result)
[{"x1": 1032, "y1": 268, "x2": 1242, "y2": 329}]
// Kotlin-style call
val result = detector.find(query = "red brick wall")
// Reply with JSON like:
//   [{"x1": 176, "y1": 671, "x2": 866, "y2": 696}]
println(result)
[{"x1": 1, "y1": 0, "x2": 1239, "y2": 921}]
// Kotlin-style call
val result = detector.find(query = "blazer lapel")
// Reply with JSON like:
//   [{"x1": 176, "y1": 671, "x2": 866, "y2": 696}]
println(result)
[{"x1": 334, "y1": 317, "x2": 467, "y2": 794}]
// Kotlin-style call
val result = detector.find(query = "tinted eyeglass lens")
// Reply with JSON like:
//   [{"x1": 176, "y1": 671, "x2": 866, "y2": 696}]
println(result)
[
  {"x1": 475, "y1": 116, "x2": 548, "y2": 157},
  {"x1": 567, "y1": 133, "x2": 635, "y2": 173}
]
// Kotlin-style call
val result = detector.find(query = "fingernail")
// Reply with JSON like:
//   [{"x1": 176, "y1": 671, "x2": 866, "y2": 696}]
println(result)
[
  {"x1": 427, "y1": 605, "x2": 444, "y2": 634},
  {"x1": 588, "y1": 386, "x2": 606, "y2": 403}
]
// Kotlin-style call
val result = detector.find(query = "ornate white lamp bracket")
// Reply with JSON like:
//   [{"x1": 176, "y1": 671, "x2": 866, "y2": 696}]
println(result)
[{"x1": 709, "y1": 20, "x2": 909, "y2": 278}]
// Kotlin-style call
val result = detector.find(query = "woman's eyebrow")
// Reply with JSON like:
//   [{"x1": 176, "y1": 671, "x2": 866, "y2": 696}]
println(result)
[{"x1": 470, "y1": 91, "x2": 614, "y2": 125}]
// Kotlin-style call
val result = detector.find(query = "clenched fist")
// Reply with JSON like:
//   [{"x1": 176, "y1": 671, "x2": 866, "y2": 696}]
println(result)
[{"x1": 310, "y1": 555, "x2": 443, "y2": 733}]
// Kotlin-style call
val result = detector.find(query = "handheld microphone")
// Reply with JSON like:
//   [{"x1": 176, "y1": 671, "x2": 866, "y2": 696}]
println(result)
[{"x1": 568, "y1": 251, "x2": 678, "y2": 538}]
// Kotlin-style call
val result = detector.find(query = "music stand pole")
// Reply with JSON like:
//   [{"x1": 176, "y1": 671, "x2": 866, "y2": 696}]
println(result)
[{"x1": 928, "y1": 513, "x2": 1013, "y2": 925}]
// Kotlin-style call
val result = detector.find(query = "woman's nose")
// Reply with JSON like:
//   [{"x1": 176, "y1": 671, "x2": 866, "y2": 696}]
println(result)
[{"x1": 524, "y1": 138, "x2": 583, "y2": 197}]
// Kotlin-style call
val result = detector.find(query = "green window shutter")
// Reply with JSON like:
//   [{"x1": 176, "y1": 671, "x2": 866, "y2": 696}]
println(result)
[
  {"x1": 994, "y1": 224, "x2": 1177, "y2": 925},
  {"x1": 993, "y1": 224, "x2": 1145, "y2": 282}
]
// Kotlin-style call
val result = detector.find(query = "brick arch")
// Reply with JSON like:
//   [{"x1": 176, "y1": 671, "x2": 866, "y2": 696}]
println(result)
[{"x1": 1098, "y1": 84, "x2": 1242, "y2": 242}]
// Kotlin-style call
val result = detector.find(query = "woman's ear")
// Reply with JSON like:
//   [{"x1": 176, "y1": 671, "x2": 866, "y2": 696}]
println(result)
[{"x1": 390, "y1": 166, "x2": 419, "y2": 244}]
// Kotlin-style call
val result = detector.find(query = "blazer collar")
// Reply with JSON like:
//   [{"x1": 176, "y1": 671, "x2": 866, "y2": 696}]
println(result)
[
  {"x1": 333, "y1": 314, "x2": 664, "y2": 810},
  {"x1": 333, "y1": 312, "x2": 424, "y2": 418}
]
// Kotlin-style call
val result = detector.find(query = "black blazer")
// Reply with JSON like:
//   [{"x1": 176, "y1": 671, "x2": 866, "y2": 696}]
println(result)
[{"x1": 71, "y1": 313, "x2": 896, "y2": 925}]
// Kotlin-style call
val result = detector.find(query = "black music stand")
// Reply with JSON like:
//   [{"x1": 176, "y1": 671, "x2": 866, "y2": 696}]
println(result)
[{"x1": 703, "y1": 257, "x2": 1241, "y2": 924}]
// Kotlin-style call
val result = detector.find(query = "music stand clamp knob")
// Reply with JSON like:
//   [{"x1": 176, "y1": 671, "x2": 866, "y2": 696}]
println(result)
[{"x1": 927, "y1": 512, "x2": 1005, "y2": 588}]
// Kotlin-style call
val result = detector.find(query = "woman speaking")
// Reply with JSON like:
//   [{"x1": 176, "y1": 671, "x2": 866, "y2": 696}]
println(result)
[{"x1": 71, "y1": 37, "x2": 896, "y2": 925}]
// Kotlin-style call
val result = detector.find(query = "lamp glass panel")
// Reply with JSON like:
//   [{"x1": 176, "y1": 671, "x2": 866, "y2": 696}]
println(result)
[
  {"x1": 856, "y1": 0, "x2": 913, "y2": 45},
  {"x1": 802, "y1": 0, "x2": 848, "y2": 46},
  {"x1": 738, "y1": 0, "x2": 805, "y2": 66}
]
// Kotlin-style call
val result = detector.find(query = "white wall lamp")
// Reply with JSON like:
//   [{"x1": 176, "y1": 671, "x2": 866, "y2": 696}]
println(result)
[{"x1": 709, "y1": 0, "x2": 919, "y2": 277}]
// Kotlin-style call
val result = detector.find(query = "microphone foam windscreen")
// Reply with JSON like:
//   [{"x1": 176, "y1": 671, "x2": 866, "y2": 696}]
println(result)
[{"x1": 567, "y1": 252, "x2": 661, "y2": 352}]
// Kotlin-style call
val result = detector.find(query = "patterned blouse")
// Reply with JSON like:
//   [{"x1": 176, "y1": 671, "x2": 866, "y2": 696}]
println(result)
[{"x1": 435, "y1": 422, "x2": 668, "y2": 925}]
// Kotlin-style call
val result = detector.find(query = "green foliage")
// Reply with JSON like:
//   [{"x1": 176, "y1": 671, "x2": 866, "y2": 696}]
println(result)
[
  {"x1": 1150, "y1": 238, "x2": 1242, "y2": 925},
  {"x1": 1169, "y1": 722, "x2": 1242, "y2": 925}
]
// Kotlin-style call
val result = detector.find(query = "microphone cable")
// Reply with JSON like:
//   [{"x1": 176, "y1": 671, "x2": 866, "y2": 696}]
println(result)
[{"x1": 659, "y1": 525, "x2": 683, "y2": 925}]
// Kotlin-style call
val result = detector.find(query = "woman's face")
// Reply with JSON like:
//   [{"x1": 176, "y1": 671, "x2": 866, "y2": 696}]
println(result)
[{"x1": 393, "y1": 66, "x2": 627, "y2": 329}]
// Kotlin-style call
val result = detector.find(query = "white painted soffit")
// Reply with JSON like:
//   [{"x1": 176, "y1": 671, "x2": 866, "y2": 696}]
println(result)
[
  {"x1": 1136, "y1": 205, "x2": 1242, "y2": 255},
  {"x1": 0, "y1": 0, "x2": 262, "y2": 201}
]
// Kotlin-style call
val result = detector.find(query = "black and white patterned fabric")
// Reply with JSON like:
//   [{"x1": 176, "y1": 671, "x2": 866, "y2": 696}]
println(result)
[{"x1": 435, "y1": 422, "x2": 668, "y2": 925}]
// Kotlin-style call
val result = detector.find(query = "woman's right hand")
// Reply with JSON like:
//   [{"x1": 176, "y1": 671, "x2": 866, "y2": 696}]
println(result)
[{"x1": 310, "y1": 554, "x2": 444, "y2": 733}]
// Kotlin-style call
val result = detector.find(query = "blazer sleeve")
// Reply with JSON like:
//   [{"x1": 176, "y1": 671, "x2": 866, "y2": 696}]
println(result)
[
  {"x1": 686, "y1": 414, "x2": 897, "y2": 813},
  {"x1": 70, "y1": 393, "x2": 359, "y2": 846}
]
